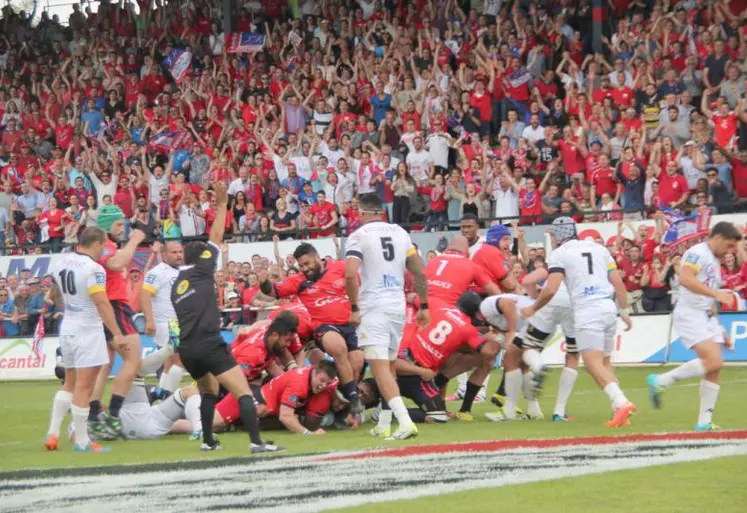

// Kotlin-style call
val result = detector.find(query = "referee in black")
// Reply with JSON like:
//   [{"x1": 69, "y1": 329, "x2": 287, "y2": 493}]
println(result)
[{"x1": 171, "y1": 182, "x2": 282, "y2": 454}]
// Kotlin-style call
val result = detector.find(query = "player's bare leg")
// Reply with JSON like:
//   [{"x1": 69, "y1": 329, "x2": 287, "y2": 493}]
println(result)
[
  {"x1": 554, "y1": 352, "x2": 580, "y2": 421},
  {"x1": 306, "y1": 347, "x2": 325, "y2": 366},
  {"x1": 45, "y1": 372, "x2": 74, "y2": 450},
  {"x1": 648, "y1": 340, "x2": 723, "y2": 430},
  {"x1": 368, "y1": 358, "x2": 417, "y2": 440},
  {"x1": 582, "y1": 349, "x2": 635, "y2": 426},
  {"x1": 321, "y1": 333, "x2": 363, "y2": 412}
]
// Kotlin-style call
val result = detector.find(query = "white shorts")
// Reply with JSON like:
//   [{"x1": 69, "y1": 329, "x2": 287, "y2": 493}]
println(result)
[
  {"x1": 573, "y1": 301, "x2": 617, "y2": 355},
  {"x1": 119, "y1": 396, "x2": 183, "y2": 440},
  {"x1": 60, "y1": 331, "x2": 108, "y2": 369},
  {"x1": 673, "y1": 308, "x2": 724, "y2": 349},
  {"x1": 358, "y1": 310, "x2": 405, "y2": 361},
  {"x1": 530, "y1": 303, "x2": 575, "y2": 338},
  {"x1": 154, "y1": 322, "x2": 170, "y2": 347}
]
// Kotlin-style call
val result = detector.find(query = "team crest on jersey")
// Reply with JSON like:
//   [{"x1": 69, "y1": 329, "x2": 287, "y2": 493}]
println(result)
[
  {"x1": 200, "y1": 250, "x2": 212, "y2": 259},
  {"x1": 95, "y1": 273, "x2": 106, "y2": 284},
  {"x1": 684, "y1": 253, "x2": 699, "y2": 265},
  {"x1": 145, "y1": 274, "x2": 157, "y2": 285},
  {"x1": 288, "y1": 394, "x2": 297, "y2": 403},
  {"x1": 102, "y1": 247, "x2": 113, "y2": 257},
  {"x1": 176, "y1": 280, "x2": 190, "y2": 295},
  {"x1": 332, "y1": 278, "x2": 345, "y2": 288}
]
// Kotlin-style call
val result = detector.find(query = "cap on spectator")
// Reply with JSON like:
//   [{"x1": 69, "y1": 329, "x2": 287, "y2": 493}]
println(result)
[
  {"x1": 27, "y1": 277, "x2": 40, "y2": 285},
  {"x1": 683, "y1": 140, "x2": 696, "y2": 147},
  {"x1": 226, "y1": 290, "x2": 239, "y2": 300},
  {"x1": 129, "y1": 266, "x2": 140, "y2": 273}
]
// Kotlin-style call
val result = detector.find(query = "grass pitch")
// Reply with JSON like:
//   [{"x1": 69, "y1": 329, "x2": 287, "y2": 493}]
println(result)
[{"x1": 2, "y1": 367, "x2": 747, "y2": 512}]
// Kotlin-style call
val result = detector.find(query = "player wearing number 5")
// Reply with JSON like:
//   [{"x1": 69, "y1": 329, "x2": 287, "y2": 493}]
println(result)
[
  {"x1": 44, "y1": 227, "x2": 126, "y2": 453},
  {"x1": 520, "y1": 217, "x2": 637, "y2": 428},
  {"x1": 345, "y1": 193, "x2": 430, "y2": 440}
]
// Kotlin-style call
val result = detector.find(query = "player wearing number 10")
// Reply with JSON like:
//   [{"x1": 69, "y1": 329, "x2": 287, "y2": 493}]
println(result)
[
  {"x1": 520, "y1": 217, "x2": 637, "y2": 428},
  {"x1": 44, "y1": 227, "x2": 126, "y2": 453}
]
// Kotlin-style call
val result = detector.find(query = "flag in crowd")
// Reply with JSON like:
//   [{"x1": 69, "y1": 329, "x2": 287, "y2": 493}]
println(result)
[
  {"x1": 149, "y1": 131, "x2": 191, "y2": 154},
  {"x1": 162, "y1": 49, "x2": 192, "y2": 83},
  {"x1": 662, "y1": 209, "x2": 712, "y2": 246},
  {"x1": 505, "y1": 66, "x2": 532, "y2": 89},
  {"x1": 225, "y1": 32, "x2": 266, "y2": 53},
  {"x1": 31, "y1": 315, "x2": 45, "y2": 363}
]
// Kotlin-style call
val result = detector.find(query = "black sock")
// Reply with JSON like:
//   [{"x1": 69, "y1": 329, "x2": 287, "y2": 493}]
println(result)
[
  {"x1": 238, "y1": 395, "x2": 263, "y2": 445},
  {"x1": 88, "y1": 400, "x2": 101, "y2": 421},
  {"x1": 341, "y1": 381, "x2": 359, "y2": 402},
  {"x1": 108, "y1": 394, "x2": 124, "y2": 418},
  {"x1": 434, "y1": 373, "x2": 449, "y2": 389},
  {"x1": 200, "y1": 393, "x2": 217, "y2": 446},
  {"x1": 460, "y1": 381, "x2": 481, "y2": 413},
  {"x1": 496, "y1": 373, "x2": 506, "y2": 396}
]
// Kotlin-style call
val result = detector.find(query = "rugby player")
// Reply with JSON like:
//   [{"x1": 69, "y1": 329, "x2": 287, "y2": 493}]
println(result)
[
  {"x1": 172, "y1": 182, "x2": 281, "y2": 453},
  {"x1": 345, "y1": 193, "x2": 429, "y2": 440},
  {"x1": 45, "y1": 227, "x2": 124, "y2": 453},
  {"x1": 87, "y1": 206, "x2": 148, "y2": 439},
  {"x1": 259, "y1": 243, "x2": 365, "y2": 414},
  {"x1": 648, "y1": 222, "x2": 741, "y2": 430},
  {"x1": 521, "y1": 267, "x2": 579, "y2": 422},
  {"x1": 520, "y1": 217, "x2": 636, "y2": 427},
  {"x1": 267, "y1": 299, "x2": 321, "y2": 368},
  {"x1": 141, "y1": 240, "x2": 185, "y2": 399},
  {"x1": 214, "y1": 361, "x2": 339, "y2": 435},
  {"x1": 395, "y1": 292, "x2": 500, "y2": 422}
]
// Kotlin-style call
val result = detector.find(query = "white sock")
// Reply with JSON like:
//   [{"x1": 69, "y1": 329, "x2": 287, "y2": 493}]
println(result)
[
  {"x1": 503, "y1": 369, "x2": 522, "y2": 419},
  {"x1": 141, "y1": 345, "x2": 174, "y2": 376},
  {"x1": 522, "y1": 349, "x2": 543, "y2": 375},
  {"x1": 388, "y1": 396, "x2": 413, "y2": 428},
  {"x1": 658, "y1": 359, "x2": 706, "y2": 388},
  {"x1": 554, "y1": 367, "x2": 578, "y2": 417},
  {"x1": 522, "y1": 371, "x2": 534, "y2": 400},
  {"x1": 698, "y1": 380, "x2": 720, "y2": 426},
  {"x1": 603, "y1": 382, "x2": 629, "y2": 411},
  {"x1": 455, "y1": 372, "x2": 469, "y2": 395},
  {"x1": 377, "y1": 405, "x2": 393, "y2": 430},
  {"x1": 71, "y1": 404, "x2": 91, "y2": 448},
  {"x1": 47, "y1": 390, "x2": 72, "y2": 437},
  {"x1": 159, "y1": 365, "x2": 186, "y2": 392},
  {"x1": 184, "y1": 394, "x2": 201, "y2": 432},
  {"x1": 527, "y1": 399, "x2": 542, "y2": 418}
]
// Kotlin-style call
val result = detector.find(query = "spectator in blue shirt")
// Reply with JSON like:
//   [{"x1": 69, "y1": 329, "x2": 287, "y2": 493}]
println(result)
[
  {"x1": 81, "y1": 99, "x2": 105, "y2": 137},
  {"x1": 616, "y1": 160, "x2": 645, "y2": 212},
  {"x1": 298, "y1": 181, "x2": 316, "y2": 205},
  {"x1": 370, "y1": 88, "x2": 392, "y2": 127},
  {"x1": 0, "y1": 289, "x2": 18, "y2": 336},
  {"x1": 26, "y1": 278, "x2": 46, "y2": 329}
]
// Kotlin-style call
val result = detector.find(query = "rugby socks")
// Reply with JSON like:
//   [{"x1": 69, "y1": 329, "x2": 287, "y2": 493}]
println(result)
[
  {"x1": 522, "y1": 372, "x2": 542, "y2": 418},
  {"x1": 554, "y1": 367, "x2": 578, "y2": 417},
  {"x1": 109, "y1": 394, "x2": 125, "y2": 418},
  {"x1": 603, "y1": 382, "x2": 629, "y2": 411},
  {"x1": 698, "y1": 380, "x2": 720, "y2": 426},
  {"x1": 388, "y1": 396, "x2": 414, "y2": 428},
  {"x1": 159, "y1": 365, "x2": 186, "y2": 393},
  {"x1": 47, "y1": 390, "x2": 72, "y2": 437},
  {"x1": 88, "y1": 400, "x2": 102, "y2": 421},
  {"x1": 503, "y1": 369, "x2": 522, "y2": 419},
  {"x1": 71, "y1": 404, "x2": 91, "y2": 447},
  {"x1": 200, "y1": 393, "x2": 218, "y2": 446},
  {"x1": 434, "y1": 373, "x2": 449, "y2": 389},
  {"x1": 377, "y1": 401, "x2": 392, "y2": 430},
  {"x1": 522, "y1": 349, "x2": 543, "y2": 376},
  {"x1": 460, "y1": 381, "x2": 481, "y2": 413},
  {"x1": 657, "y1": 359, "x2": 706, "y2": 388},
  {"x1": 238, "y1": 395, "x2": 263, "y2": 446},
  {"x1": 341, "y1": 381, "x2": 359, "y2": 402},
  {"x1": 184, "y1": 394, "x2": 201, "y2": 431}
]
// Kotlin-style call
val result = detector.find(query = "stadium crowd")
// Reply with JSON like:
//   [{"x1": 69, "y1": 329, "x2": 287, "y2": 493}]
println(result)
[{"x1": 0, "y1": 1, "x2": 745, "y2": 332}]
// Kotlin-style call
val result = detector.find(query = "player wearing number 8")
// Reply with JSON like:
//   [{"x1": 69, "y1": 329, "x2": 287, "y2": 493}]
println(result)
[{"x1": 45, "y1": 227, "x2": 127, "y2": 453}]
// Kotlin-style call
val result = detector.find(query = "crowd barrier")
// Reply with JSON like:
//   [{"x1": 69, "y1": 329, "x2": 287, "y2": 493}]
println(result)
[{"x1": 3, "y1": 311, "x2": 747, "y2": 381}]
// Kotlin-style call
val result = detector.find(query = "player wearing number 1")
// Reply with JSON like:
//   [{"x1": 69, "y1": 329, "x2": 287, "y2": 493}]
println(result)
[
  {"x1": 345, "y1": 193, "x2": 430, "y2": 440},
  {"x1": 44, "y1": 227, "x2": 125, "y2": 453},
  {"x1": 520, "y1": 217, "x2": 637, "y2": 427}
]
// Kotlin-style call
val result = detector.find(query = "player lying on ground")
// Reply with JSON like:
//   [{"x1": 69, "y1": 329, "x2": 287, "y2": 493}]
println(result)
[
  {"x1": 648, "y1": 222, "x2": 741, "y2": 431},
  {"x1": 259, "y1": 243, "x2": 365, "y2": 415},
  {"x1": 45, "y1": 227, "x2": 127, "y2": 453},
  {"x1": 213, "y1": 360, "x2": 340, "y2": 435},
  {"x1": 392, "y1": 292, "x2": 501, "y2": 424}
]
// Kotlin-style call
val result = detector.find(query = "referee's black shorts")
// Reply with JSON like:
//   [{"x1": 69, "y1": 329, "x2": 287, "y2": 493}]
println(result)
[
  {"x1": 178, "y1": 337, "x2": 237, "y2": 380},
  {"x1": 104, "y1": 300, "x2": 139, "y2": 342}
]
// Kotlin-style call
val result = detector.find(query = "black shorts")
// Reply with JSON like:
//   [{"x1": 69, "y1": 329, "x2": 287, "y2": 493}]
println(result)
[
  {"x1": 314, "y1": 324, "x2": 359, "y2": 352},
  {"x1": 397, "y1": 374, "x2": 441, "y2": 410},
  {"x1": 104, "y1": 300, "x2": 138, "y2": 342},
  {"x1": 178, "y1": 338, "x2": 236, "y2": 380}
]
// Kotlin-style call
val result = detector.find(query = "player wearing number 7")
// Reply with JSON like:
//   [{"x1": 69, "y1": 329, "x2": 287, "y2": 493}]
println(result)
[
  {"x1": 345, "y1": 193, "x2": 430, "y2": 441},
  {"x1": 44, "y1": 227, "x2": 126, "y2": 453},
  {"x1": 520, "y1": 217, "x2": 637, "y2": 428}
]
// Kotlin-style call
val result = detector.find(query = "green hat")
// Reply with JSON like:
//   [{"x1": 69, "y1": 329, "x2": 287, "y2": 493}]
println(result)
[{"x1": 97, "y1": 205, "x2": 125, "y2": 233}]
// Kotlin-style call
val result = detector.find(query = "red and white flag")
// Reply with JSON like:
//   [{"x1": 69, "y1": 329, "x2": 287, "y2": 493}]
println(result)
[{"x1": 32, "y1": 315, "x2": 45, "y2": 363}]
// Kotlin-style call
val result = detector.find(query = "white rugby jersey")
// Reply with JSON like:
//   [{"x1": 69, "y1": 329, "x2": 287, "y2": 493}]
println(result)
[
  {"x1": 345, "y1": 221, "x2": 415, "y2": 312},
  {"x1": 51, "y1": 252, "x2": 107, "y2": 335},
  {"x1": 468, "y1": 236, "x2": 485, "y2": 258},
  {"x1": 142, "y1": 262, "x2": 179, "y2": 324},
  {"x1": 547, "y1": 281, "x2": 571, "y2": 308},
  {"x1": 479, "y1": 293, "x2": 534, "y2": 333},
  {"x1": 547, "y1": 239, "x2": 616, "y2": 310},
  {"x1": 677, "y1": 242, "x2": 720, "y2": 312}
]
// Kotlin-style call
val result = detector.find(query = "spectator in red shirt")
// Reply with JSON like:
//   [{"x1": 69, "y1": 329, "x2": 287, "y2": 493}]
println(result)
[
  {"x1": 657, "y1": 160, "x2": 690, "y2": 208},
  {"x1": 619, "y1": 244, "x2": 647, "y2": 313},
  {"x1": 309, "y1": 190, "x2": 337, "y2": 237}
]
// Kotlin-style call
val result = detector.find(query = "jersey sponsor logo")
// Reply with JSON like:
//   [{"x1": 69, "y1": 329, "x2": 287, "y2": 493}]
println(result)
[
  {"x1": 95, "y1": 273, "x2": 106, "y2": 284},
  {"x1": 684, "y1": 253, "x2": 699, "y2": 265},
  {"x1": 145, "y1": 274, "x2": 157, "y2": 285},
  {"x1": 200, "y1": 250, "x2": 212, "y2": 259},
  {"x1": 314, "y1": 296, "x2": 344, "y2": 307},
  {"x1": 176, "y1": 280, "x2": 190, "y2": 295},
  {"x1": 288, "y1": 394, "x2": 298, "y2": 403},
  {"x1": 102, "y1": 248, "x2": 113, "y2": 257}
]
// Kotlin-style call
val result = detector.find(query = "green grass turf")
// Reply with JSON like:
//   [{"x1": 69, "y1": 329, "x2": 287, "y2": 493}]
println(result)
[{"x1": 1, "y1": 367, "x2": 747, "y2": 473}]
